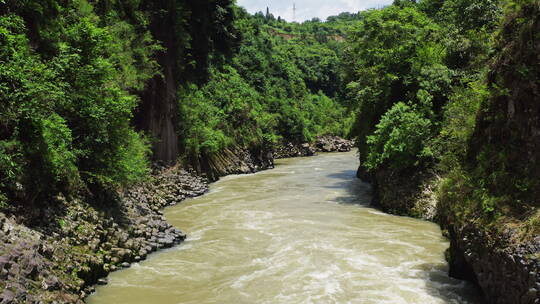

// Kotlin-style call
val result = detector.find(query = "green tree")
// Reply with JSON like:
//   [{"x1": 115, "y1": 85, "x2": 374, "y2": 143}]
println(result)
[{"x1": 343, "y1": 5, "x2": 445, "y2": 164}]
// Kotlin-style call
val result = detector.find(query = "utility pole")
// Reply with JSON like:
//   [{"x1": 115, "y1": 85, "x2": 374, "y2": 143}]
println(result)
[{"x1": 293, "y1": 3, "x2": 296, "y2": 22}]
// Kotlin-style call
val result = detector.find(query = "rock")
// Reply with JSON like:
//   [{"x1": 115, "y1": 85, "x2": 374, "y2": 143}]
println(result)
[
  {"x1": 0, "y1": 147, "x2": 223, "y2": 302},
  {"x1": 274, "y1": 136, "x2": 352, "y2": 159},
  {"x1": 0, "y1": 256, "x2": 9, "y2": 268},
  {"x1": 0, "y1": 290, "x2": 15, "y2": 303},
  {"x1": 314, "y1": 136, "x2": 353, "y2": 153},
  {"x1": 521, "y1": 288, "x2": 538, "y2": 303},
  {"x1": 41, "y1": 276, "x2": 60, "y2": 291},
  {"x1": 96, "y1": 278, "x2": 108, "y2": 285}
]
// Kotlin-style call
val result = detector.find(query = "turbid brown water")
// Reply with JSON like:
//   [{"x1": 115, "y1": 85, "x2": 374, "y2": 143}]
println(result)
[{"x1": 87, "y1": 151, "x2": 480, "y2": 304}]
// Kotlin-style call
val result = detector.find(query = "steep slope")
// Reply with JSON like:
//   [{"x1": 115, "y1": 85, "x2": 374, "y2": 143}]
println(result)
[{"x1": 438, "y1": 1, "x2": 540, "y2": 302}]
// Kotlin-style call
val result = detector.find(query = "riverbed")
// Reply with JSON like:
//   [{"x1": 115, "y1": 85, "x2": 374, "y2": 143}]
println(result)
[{"x1": 87, "y1": 151, "x2": 479, "y2": 304}]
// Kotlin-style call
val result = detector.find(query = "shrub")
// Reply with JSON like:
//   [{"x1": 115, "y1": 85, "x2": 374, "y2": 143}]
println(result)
[{"x1": 364, "y1": 102, "x2": 433, "y2": 171}]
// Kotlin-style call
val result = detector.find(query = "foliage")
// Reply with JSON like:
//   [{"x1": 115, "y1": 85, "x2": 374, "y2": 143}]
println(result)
[
  {"x1": 365, "y1": 102, "x2": 433, "y2": 170},
  {"x1": 178, "y1": 8, "x2": 352, "y2": 161},
  {"x1": 0, "y1": 1, "x2": 153, "y2": 207},
  {"x1": 342, "y1": 0, "x2": 539, "y2": 237},
  {"x1": 3, "y1": 0, "x2": 534, "y2": 242},
  {"x1": 462, "y1": 0, "x2": 540, "y2": 216},
  {"x1": 0, "y1": 1, "x2": 353, "y2": 208},
  {"x1": 179, "y1": 66, "x2": 262, "y2": 155},
  {"x1": 436, "y1": 80, "x2": 488, "y2": 170},
  {"x1": 344, "y1": 0, "x2": 540, "y2": 236},
  {"x1": 343, "y1": 5, "x2": 448, "y2": 165}
]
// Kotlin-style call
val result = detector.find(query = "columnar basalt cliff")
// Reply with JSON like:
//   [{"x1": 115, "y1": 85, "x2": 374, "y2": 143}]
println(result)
[
  {"x1": 189, "y1": 146, "x2": 275, "y2": 182},
  {"x1": 135, "y1": 0, "x2": 238, "y2": 164}
]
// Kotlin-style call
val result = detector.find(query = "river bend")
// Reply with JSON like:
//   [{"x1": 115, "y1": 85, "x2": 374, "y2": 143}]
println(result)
[{"x1": 87, "y1": 151, "x2": 479, "y2": 304}]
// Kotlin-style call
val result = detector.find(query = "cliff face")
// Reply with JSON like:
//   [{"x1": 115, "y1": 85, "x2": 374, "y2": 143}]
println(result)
[
  {"x1": 361, "y1": 4, "x2": 540, "y2": 300},
  {"x1": 189, "y1": 146, "x2": 274, "y2": 182},
  {"x1": 369, "y1": 167, "x2": 439, "y2": 221},
  {"x1": 136, "y1": 5, "x2": 180, "y2": 164},
  {"x1": 468, "y1": 0, "x2": 540, "y2": 207},
  {"x1": 135, "y1": 0, "x2": 238, "y2": 164},
  {"x1": 442, "y1": 224, "x2": 540, "y2": 304},
  {"x1": 441, "y1": 2, "x2": 540, "y2": 303}
]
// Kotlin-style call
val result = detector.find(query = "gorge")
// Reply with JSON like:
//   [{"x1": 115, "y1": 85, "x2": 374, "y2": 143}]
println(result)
[{"x1": 1, "y1": 0, "x2": 539, "y2": 303}]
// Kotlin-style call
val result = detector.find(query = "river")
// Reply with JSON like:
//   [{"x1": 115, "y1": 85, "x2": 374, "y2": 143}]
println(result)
[{"x1": 87, "y1": 151, "x2": 480, "y2": 304}]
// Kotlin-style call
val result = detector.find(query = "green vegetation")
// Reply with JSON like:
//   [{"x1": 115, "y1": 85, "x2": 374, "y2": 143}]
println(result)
[
  {"x1": 2, "y1": 2, "x2": 539, "y2": 303},
  {"x1": 0, "y1": 0, "x2": 239, "y2": 206},
  {"x1": 0, "y1": 1, "x2": 154, "y2": 207},
  {"x1": 0, "y1": 1, "x2": 352, "y2": 208},
  {"x1": 438, "y1": 0, "x2": 540, "y2": 238},
  {"x1": 177, "y1": 7, "x2": 352, "y2": 161},
  {"x1": 364, "y1": 102, "x2": 433, "y2": 171},
  {"x1": 343, "y1": 0, "x2": 540, "y2": 239}
]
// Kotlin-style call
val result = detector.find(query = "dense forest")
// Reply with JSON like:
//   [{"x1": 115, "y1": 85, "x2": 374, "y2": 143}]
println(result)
[
  {"x1": 0, "y1": 0, "x2": 353, "y2": 208},
  {"x1": 0, "y1": 0, "x2": 539, "y2": 303}
]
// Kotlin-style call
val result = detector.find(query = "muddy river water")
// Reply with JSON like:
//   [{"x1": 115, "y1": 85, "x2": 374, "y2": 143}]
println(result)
[{"x1": 87, "y1": 151, "x2": 479, "y2": 304}]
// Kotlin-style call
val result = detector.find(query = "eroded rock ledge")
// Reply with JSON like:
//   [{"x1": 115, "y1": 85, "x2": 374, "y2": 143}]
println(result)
[{"x1": 442, "y1": 222, "x2": 540, "y2": 304}]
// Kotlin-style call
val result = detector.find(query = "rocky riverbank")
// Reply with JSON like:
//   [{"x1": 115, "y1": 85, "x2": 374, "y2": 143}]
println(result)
[
  {"x1": 441, "y1": 222, "x2": 540, "y2": 304},
  {"x1": 0, "y1": 167, "x2": 208, "y2": 303},
  {"x1": 274, "y1": 135, "x2": 354, "y2": 159},
  {"x1": 361, "y1": 166, "x2": 540, "y2": 304}
]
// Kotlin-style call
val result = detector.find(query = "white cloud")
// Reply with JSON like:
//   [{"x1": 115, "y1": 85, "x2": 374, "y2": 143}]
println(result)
[{"x1": 236, "y1": 0, "x2": 393, "y2": 22}]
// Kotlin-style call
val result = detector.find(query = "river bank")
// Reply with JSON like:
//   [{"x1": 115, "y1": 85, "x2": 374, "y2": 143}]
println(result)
[
  {"x1": 360, "y1": 166, "x2": 540, "y2": 304},
  {"x1": 0, "y1": 136, "x2": 352, "y2": 303},
  {"x1": 0, "y1": 168, "x2": 208, "y2": 303}
]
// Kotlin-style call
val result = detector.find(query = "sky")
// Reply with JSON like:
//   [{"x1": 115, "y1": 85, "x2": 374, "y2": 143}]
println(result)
[{"x1": 236, "y1": 0, "x2": 394, "y2": 22}]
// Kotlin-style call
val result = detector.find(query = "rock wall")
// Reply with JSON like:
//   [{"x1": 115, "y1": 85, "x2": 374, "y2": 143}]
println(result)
[
  {"x1": 361, "y1": 166, "x2": 439, "y2": 221},
  {"x1": 189, "y1": 145, "x2": 275, "y2": 182},
  {"x1": 190, "y1": 136, "x2": 354, "y2": 181},
  {"x1": 441, "y1": 224, "x2": 540, "y2": 304},
  {"x1": 441, "y1": 2, "x2": 540, "y2": 303}
]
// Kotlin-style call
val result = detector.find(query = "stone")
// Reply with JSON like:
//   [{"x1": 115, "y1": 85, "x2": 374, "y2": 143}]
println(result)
[
  {"x1": 41, "y1": 277, "x2": 60, "y2": 291},
  {"x1": 0, "y1": 256, "x2": 9, "y2": 268},
  {"x1": 521, "y1": 288, "x2": 538, "y2": 303},
  {"x1": 0, "y1": 290, "x2": 15, "y2": 302}
]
